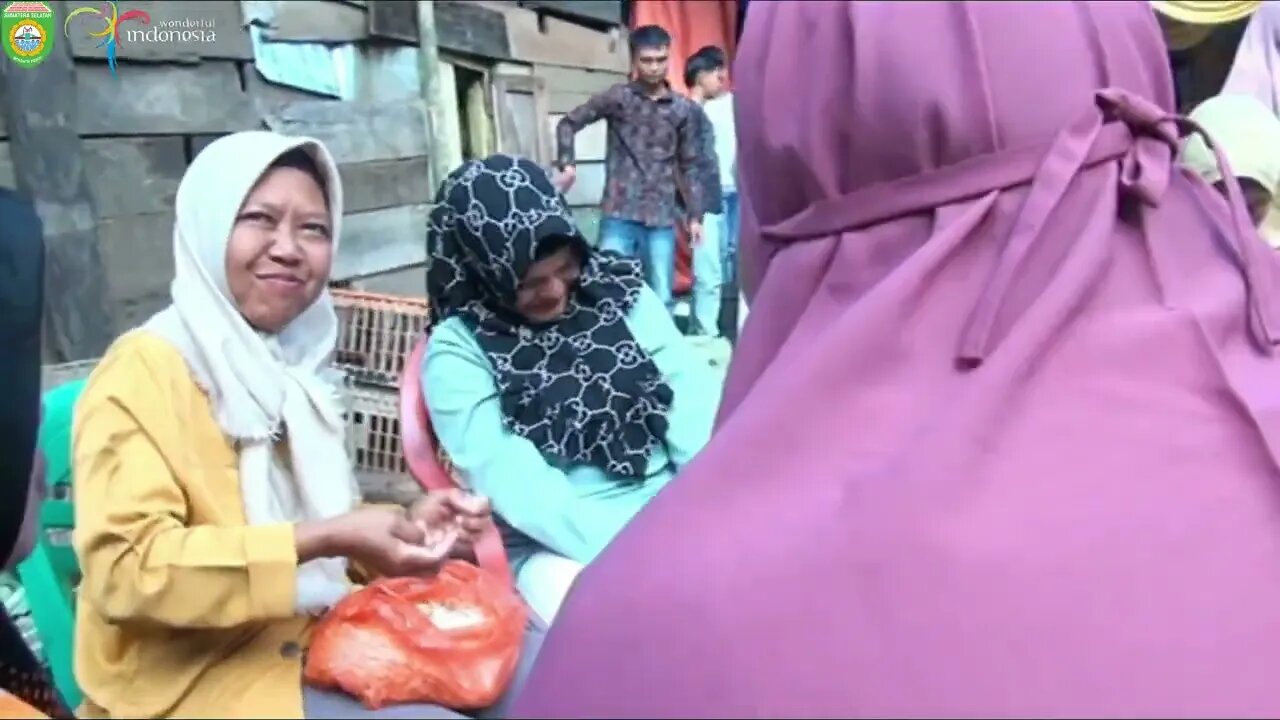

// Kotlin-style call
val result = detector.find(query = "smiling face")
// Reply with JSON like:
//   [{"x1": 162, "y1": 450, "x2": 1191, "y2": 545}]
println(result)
[
  {"x1": 515, "y1": 240, "x2": 584, "y2": 324},
  {"x1": 225, "y1": 160, "x2": 334, "y2": 334}
]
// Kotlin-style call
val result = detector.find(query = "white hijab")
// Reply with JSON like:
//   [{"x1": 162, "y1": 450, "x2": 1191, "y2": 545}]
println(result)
[
  {"x1": 1181, "y1": 93, "x2": 1280, "y2": 194},
  {"x1": 143, "y1": 131, "x2": 358, "y2": 614},
  {"x1": 1181, "y1": 94, "x2": 1280, "y2": 247}
]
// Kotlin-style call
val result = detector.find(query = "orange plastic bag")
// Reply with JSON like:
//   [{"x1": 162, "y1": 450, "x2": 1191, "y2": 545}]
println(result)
[
  {"x1": 0, "y1": 691, "x2": 49, "y2": 719},
  {"x1": 304, "y1": 561, "x2": 528, "y2": 710}
]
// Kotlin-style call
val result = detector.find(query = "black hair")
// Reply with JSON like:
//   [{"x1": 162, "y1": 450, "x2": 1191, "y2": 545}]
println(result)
[
  {"x1": 684, "y1": 51, "x2": 722, "y2": 89},
  {"x1": 535, "y1": 232, "x2": 588, "y2": 262},
  {"x1": 269, "y1": 147, "x2": 329, "y2": 200},
  {"x1": 694, "y1": 45, "x2": 727, "y2": 68},
  {"x1": 629, "y1": 24, "x2": 671, "y2": 54}
]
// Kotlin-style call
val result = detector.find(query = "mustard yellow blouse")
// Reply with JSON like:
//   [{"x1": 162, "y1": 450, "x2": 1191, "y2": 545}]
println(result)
[{"x1": 72, "y1": 330, "x2": 314, "y2": 719}]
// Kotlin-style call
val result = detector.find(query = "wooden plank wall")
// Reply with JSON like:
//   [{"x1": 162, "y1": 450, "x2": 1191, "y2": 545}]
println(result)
[
  {"x1": 1, "y1": 0, "x2": 633, "y2": 343},
  {"x1": 263, "y1": 100, "x2": 434, "y2": 281},
  {"x1": 429, "y1": 1, "x2": 628, "y2": 246},
  {"x1": 434, "y1": 1, "x2": 626, "y2": 73},
  {"x1": 518, "y1": 0, "x2": 625, "y2": 26},
  {"x1": 0, "y1": 34, "x2": 118, "y2": 361},
  {"x1": 0, "y1": 0, "x2": 436, "y2": 338},
  {"x1": 536, "y1": 65, "x2": 626, "y2": 245}
]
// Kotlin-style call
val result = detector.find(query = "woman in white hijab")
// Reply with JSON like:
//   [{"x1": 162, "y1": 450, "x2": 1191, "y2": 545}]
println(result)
[
  {"x1": 1181, "y1": 93, "x2": 1280, "y2": 237},
  {"x1": 71, "y1": 132, "x2": 541, "y2": 719}
]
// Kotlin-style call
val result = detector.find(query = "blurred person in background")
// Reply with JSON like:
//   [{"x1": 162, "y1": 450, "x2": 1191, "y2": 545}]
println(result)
[
  {"x1": 1217, "y1": 0, "x2": 1280, "y2": 242},
  {"x1": 694, "y1": 45, "x2": 743, "y2": 337},
  {"x1": 1219, "y1": 0, "x2": 1280, "y2": 110},
  {"x1": 554, "y1": 25, "x2": 705, "y2": 314},
  {"x1": 0, "y1": 187, "x2": 71, "y2": 719},
  {"x1": 1150, "y1": 1, "x2": 1259, "y2": 58},
  {"x1": 1180, "y1": 93, "x2": 1280, "y2": 230},
  {"x1": 1150, "y1": 0, "x2": 1259, "y2": 113},
  {"x1": 683, "y1": 49, "x2": 726, "y2": 343}
]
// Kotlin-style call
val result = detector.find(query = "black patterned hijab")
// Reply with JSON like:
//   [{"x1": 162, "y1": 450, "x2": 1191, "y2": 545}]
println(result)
[{"x1": 425, "y1": 155, "x2": 673, "y2": 479}]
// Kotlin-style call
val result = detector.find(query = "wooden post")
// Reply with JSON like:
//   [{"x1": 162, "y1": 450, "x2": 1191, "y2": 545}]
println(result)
[
  {"x1": 0, "y1": 1, "x2": 115, "y2": 362},
  {"x1": 417, "y1": 0, "x2": 457, "y2": 189}
]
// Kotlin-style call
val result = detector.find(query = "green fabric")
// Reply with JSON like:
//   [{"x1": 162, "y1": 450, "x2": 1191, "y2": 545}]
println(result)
[
  {"x1": 21, "y1": 379, "x2": 87, "y2": 709},
  {"x1": 38, "y1": 379, "x2": 86, "y2": 491},
  {"x1": 18, "y1": 542, "x2": 79, "y2": 708}
]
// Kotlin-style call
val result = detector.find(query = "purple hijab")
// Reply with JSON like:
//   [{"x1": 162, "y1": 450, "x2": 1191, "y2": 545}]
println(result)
[{"x1": 514, "y1": 1, "x2": 1280, "y2": 716}]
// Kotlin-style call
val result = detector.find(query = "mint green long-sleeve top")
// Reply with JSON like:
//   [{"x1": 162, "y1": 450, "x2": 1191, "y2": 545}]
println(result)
[{"x1": 422, "y1": 285, "x2": 719, "y2": 568}]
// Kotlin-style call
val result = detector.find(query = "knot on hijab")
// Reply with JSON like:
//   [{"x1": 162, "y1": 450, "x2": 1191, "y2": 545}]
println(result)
[
  {"x1": 761, "y1": 87, "x2": 1279, "y2": 365},
  {"x1": 1098, "y1": 88, "x2": 1180, "y2": 205},
  {"x1": 426, "y1": 154, "x2": 673, "y2": 480}
]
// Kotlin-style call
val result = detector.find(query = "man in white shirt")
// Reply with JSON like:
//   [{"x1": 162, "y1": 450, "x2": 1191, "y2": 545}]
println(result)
[
  {"x1": 685, "y1": 49, "x2": 726, "y2": 340},
  {"x1": 691, "y1": 46, "x2": 742, "y2": 338},
  {"x1": 690, "y1": 46, "x2": 743, "y2": 338}
]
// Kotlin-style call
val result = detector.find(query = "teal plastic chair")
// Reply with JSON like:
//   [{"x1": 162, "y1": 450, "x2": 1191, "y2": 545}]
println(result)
[{"x1": 18, "y1": 378, "x2": 88, "y2": 710}]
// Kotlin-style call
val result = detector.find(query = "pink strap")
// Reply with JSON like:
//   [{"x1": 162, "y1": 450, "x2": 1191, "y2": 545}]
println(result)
[
  {"x1": 761, "y1": 88, "x2": 1279, "y2": 365},
  {"x1": 472, "y1": 526, "x2": 511, "y2": 588},
  {"x1": 400, "y1": 334, "x2": 514, "y2": 590}
]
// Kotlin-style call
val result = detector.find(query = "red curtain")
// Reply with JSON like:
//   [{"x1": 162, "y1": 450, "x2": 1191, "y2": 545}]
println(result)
[{"x1": 629, "y1": 0, "x2": 738, "y2": 297}]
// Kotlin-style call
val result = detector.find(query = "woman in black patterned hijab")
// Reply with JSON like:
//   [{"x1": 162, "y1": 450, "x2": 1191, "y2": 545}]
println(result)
[{"x1": 422, "y1": 154, "x2": 718, "y2": 622}]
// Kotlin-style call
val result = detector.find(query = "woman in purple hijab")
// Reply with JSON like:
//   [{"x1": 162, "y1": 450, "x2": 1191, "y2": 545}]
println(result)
[{"x1": 515, "y1": 1, "x2": 1280, "y2": 717}]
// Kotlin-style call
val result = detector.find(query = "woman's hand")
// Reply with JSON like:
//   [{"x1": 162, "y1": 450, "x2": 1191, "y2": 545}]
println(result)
[
  {"x1": 406, "y1": 489, "x2": 493, "y2": 560},
  {"x1": 296, "y1": 506, "x2": 455, "y2": 578}
]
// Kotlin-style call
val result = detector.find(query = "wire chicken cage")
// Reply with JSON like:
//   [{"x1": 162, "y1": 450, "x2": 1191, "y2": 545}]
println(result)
[
  {"x1": 340, "y1": 382, "x2": 408, "y2": 477},
  {"x1": 40, "y1": 290, "x2": 433, "y2": 487},
  {"x1": 331, "y1": 289, "x2": 430, "y2": 390}
]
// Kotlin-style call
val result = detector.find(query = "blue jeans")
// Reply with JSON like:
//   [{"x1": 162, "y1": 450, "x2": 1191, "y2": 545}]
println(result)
[
  {"x1": 599, "y1": 217, "x2": 676, "y2": 312},
  {"x1": 692, "y1": 209, "x2": 724, "y2": 337},
  {"x1": 718, "y1": 191, "x2": 741, "y2": 288}
]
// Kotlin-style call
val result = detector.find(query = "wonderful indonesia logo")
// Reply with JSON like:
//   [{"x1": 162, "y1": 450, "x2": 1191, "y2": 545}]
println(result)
[{"x1": 64, "y1": 1, "x2": 218, "y2": 77}]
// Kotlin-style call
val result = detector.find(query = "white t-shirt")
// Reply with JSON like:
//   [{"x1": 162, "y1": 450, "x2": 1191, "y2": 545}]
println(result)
[{"x1": 703, "y1": 93, "x2": 737, "y2": 194}]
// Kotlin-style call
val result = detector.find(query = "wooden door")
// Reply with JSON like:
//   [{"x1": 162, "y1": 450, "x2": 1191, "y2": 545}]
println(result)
[{"x1": 491, "y1": 74, "x2": 551, "y2": 165}]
